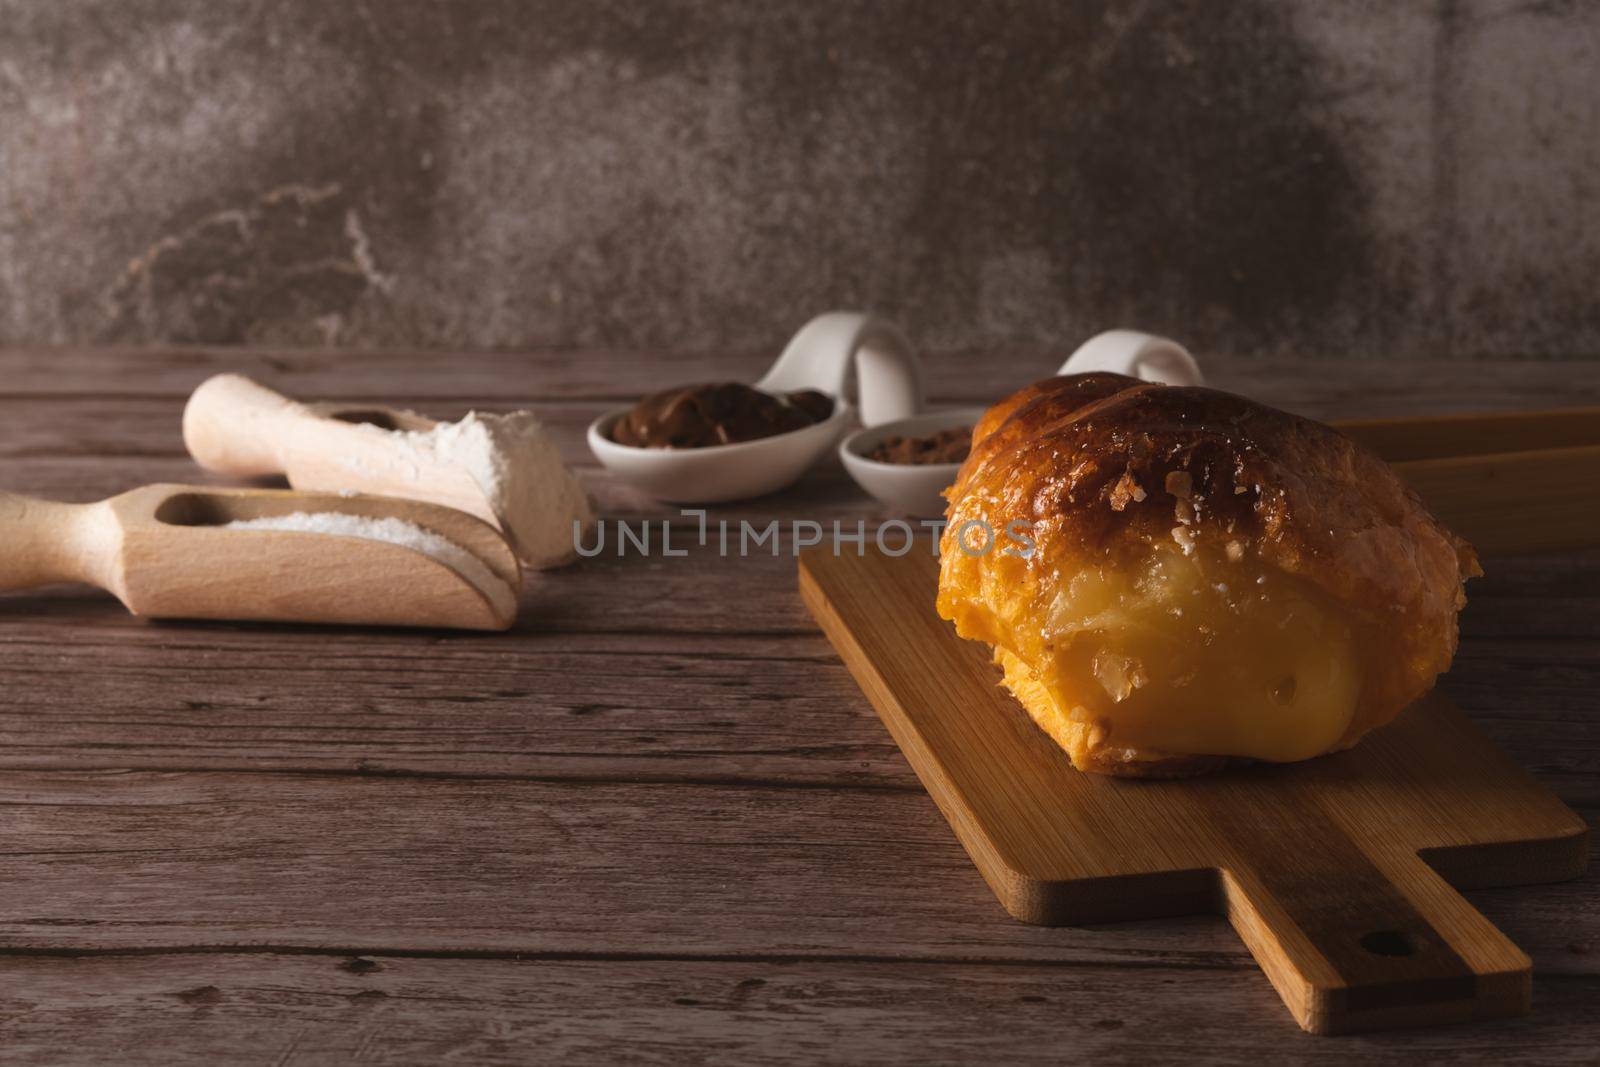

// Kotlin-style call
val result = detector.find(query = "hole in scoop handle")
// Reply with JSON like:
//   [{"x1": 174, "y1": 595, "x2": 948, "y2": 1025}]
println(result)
[
  {"x1": 756, "y1": 312, "x2": 923, "y2": 428},
  {"x1": 1058, "y1": 329, "x2": 1203, "y2": 386},
  {"x1": 1220, "y1": 814, "x2": 1529, "y2": 1035}
]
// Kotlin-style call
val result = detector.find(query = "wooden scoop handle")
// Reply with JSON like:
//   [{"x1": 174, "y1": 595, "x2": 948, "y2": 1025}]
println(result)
[
  {"x1": 183, "y1": 374, "x2": 310, "y2": 478},
  {"x1": 1216, "y1": 793, "x2": 1528, "y2": 1034},
  {"x1": 0, "y1": 492, "x2": 117, "y2": 593}
]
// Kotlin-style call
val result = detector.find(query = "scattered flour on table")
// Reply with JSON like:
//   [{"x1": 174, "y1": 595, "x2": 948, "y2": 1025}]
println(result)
[
  {"x1": 223, "y1": 512, "x2": 517, "y2": 620},
  {"x1": 390, "y1": 411, "x2": 594, "y2": 569}
]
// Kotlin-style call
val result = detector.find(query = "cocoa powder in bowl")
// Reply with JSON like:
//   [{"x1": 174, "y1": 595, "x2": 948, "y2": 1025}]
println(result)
[
  {"x1": 611, "y1": 383, "x2": 834, "y2": 449},
  {"x1": 866, "y1": 426, "x2": 972, "y2": 465}
]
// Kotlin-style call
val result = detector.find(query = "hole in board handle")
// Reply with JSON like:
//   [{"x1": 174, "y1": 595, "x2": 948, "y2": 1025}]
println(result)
[{"x1": 1360, "y1": 929, "x2": 1421, "y2": 957}]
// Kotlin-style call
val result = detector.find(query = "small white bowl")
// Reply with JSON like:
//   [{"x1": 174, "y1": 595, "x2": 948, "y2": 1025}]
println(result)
[
  {"x1": 838, "y1": 330, "x2": 1203, "y2": 516},
  {"x1": 839, "y1": 407, "x2": 988, "y2": 517},
  {"x1": 587, "y1": 312, "x2": 922, "y2": 505},
  {"x1": 588, "y1": 399, "x2": 854, "y2": 504}
]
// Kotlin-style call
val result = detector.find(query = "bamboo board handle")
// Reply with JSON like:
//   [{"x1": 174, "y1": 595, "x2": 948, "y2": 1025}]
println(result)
[
  {"x1": 1218, "y1": 809, "x2": 1526, "y2": 1033},
  {"x1": 0, "y1": 492, "x2": 117, "y2": 593},
  {"x1": 183, "y1": 374, "x2": 309, "y2": 477}
]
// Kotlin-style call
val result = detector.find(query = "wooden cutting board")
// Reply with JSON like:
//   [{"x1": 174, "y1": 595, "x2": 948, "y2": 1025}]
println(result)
[{"x1": 799, "y1": 546, "x2": 1589, "y2": 1035}]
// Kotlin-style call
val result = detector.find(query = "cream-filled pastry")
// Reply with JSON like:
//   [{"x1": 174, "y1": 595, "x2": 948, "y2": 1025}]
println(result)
[{"x1": 937, "y1": 374, "x2": 1479, "y2": 778}]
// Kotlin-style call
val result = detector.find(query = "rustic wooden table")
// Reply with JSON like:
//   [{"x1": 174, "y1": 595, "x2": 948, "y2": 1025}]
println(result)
[{"x1": 1, "y1": 348, "x2": 1596, "y2": 1064}]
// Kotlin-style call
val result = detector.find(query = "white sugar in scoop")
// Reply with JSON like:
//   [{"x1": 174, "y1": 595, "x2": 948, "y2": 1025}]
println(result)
[{"x1": 223, "y1": 511, "x2": 518, "y2": 621}]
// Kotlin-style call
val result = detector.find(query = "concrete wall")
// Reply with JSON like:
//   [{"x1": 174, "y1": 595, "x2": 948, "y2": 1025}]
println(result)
[{"x1": 1, "y1": 0, "x2": 1596, "y2": 358}]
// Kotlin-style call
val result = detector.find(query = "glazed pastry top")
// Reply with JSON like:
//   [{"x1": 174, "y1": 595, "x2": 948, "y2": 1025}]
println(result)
[{"x1": 938, "y1": 373, "x2": 1480, "y2": 771}]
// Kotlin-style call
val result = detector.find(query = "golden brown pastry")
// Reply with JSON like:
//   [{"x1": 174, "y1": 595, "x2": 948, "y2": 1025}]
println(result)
[{"x1": 937, "y1": 373, "x2": 1480, "y2": 777}]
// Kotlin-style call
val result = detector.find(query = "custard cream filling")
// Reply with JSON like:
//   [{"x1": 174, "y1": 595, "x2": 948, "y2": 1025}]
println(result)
[{"x1": 1004, "y1": 544, "x2": 1363, "y2": 763}]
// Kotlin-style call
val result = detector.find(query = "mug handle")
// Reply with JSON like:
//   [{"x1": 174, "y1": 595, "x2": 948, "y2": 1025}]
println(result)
[
  {"x1": 756, "y1": 312, "x2": 923, "y2": 428},
  {"x1": 1058, "y1": 329, "x2": 1203, "y2": 386}
]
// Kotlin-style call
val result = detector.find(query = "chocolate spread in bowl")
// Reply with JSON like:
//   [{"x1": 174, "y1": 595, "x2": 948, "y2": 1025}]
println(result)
[
  {"x1": 610, "y1": 383, "x2": 834, "y2": 449},
  {"x1": 866, "y1": 426, "x2": 972, "y2": 465}
]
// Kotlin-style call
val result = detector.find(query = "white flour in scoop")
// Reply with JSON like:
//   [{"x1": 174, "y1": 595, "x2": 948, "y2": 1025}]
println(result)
[
  {"x1": 391, "y1": 411, "x2": 594, "y2": 569},
  {"x1": 224, "y1": 511, "x2": 517, "y2": 620}
]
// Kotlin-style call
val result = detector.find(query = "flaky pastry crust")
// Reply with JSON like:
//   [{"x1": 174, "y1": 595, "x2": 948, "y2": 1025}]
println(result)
[{"x1": 937, "y1": 373, "x2": 1480, "y2": 777}]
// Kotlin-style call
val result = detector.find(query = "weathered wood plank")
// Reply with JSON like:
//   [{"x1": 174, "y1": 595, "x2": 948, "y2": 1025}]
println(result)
[
  {"x1": 9, "y1": 385, "x2": 1600, "y2": 464},
  {"x1": 0, "y1": 539, "x2": 1593, "y2": 800},
  {"x1": 7, "y1": 346, "x2": 1600, "y2": 416},
  {"x1": 0, "y1": 771, "x2": 1591, "y2": 978},
  {"x1": 0, "y1": 592, "x2": 1593, "y2": 803},
  {"x1": 0, "y1": 768, "x2": 1239, "y2": 964},
  {"x1": 0, "y1": 396, "x2": 609, "y2": 461},
  {"x1": 0, "y1": 452, "x2": 887, "y2": 523},
  {"x1": 1, "y1": 527, "x2": 1595, "y2": 634},
  {"x1": 0, "y1": 952, "x2": 1594, "y2": 1066},
  {"x1": 0, "y1": 623, "x2": 909, "y2": 784}
]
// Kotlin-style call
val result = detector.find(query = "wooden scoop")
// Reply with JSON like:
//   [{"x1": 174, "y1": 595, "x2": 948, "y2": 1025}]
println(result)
[
  {"x1": 183, "y1": 374, "x2": 590, "y2": 568},
  {"x1": 0, "y1": 485, "x2": 520, "y2": 630}
]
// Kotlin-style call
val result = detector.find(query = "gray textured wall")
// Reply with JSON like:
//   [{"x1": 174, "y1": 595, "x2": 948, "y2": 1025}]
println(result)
[{"x1": 1, "y1": 1, "x2": 1597, "y2": 358}]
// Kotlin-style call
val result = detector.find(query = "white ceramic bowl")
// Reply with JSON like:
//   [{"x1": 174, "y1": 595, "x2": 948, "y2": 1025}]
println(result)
[
  {"x1": 837, "y1": 329, "x2": 1203, "y2": 516},
  {"x1": 1057, "y1": 329, "x2": 1201, "y2": 384},
  {"x1": 588, "y1": 399, "x2": 854, "y2": 504},
  {"x1": 586, "y1": 312, "x2": 922, "y2": 505},
  {"x1": 839, "y1": 407, "x2": 988, "y2": 517}
]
